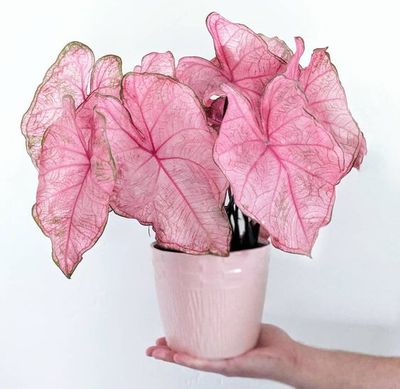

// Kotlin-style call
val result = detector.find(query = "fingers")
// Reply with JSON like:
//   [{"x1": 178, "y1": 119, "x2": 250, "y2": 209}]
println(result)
[
  {"x1": 173, "y1": 353, "x2": 236, "y2": 376},
  {"x1": 146, "y1": 337, "x2": 177, "y2": 364},
  {"x1": 146, "y1": 338, "x2": 237, "y2": 376},
  {"x1": 152, "y1": 348, "x2": 177, "y2": 363},
  {"x1": 146, "y1": 345, "x2": 168, "y2": 356},
  {"x1": 146, "y1": 337, "x2": 168, "y2": 356}
]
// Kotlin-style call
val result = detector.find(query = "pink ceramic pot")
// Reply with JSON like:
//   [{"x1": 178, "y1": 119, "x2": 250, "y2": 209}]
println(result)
[{"x1": 151, "y1": 244, "x2": 270, "y2": 359}]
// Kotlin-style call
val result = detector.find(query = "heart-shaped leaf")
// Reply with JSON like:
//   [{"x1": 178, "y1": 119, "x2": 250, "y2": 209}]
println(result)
[
  {"x1": 21, "y1": 42, "x2": 94, "y2": 167},
  {"x1": 299, "y1": 44, "x2": 366, "y2": 172},
  {"x1": 134, "y1": 51, "x2": 175, "y2": 77},
  {"x1": 214, "y1": 80, "x2": 344, "y2": 255},
  {"x1": 33, "y1": 95, "x2": 115, "y2": 277},
  {"x1": 96, "y1": 74, "x2": 231, "y2": 255},
  {"x1": 206, "y1": 12, "x2": 286, "y2": 102},
  {"x1": 177, "y1": 12, "x2": 286, "y2": 107},
  {"x1": 22, "y1": 42, "x2": 123, "y2": 167}
]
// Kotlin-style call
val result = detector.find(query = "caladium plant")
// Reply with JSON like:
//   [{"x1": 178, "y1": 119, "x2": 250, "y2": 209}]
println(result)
[{"x1": 21, "y1": 12, "x2": 366, "y2": 278}]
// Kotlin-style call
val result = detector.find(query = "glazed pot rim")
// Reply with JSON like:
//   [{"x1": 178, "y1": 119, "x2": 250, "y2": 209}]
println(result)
[{"x1": 151, "y1": 241, "x2": 270, "y2": 256}]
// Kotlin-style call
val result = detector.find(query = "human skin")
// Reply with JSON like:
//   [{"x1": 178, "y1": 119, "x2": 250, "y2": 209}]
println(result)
[{"x1": 146, "y1": 324, "x2": 400, "y2": 388}]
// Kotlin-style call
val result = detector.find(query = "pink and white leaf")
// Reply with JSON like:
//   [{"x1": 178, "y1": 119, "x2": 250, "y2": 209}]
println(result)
[
  {"x1": 300, "y1": 47, "x2": 366, "y2": 172},
  {"x1": 134, "y1": 51, "x2": 176, "y2": 77},
  {"x1": 214, "y1": 81, "x2": 343, "y2": 255},
  {"x1": 97, "y1": 74, "x2": 231, "y2": 255},
  {"x1": 90, "y1": 55, "x2": 123, "y2": 98},
  {"x1": 21, "y1": 42, "x2": 94, "y2": 167},
  {"x1": 33, "y1": 96, "x2": 115, "y2": 277},
  {"x1": 177, "y1": 13, "x2": 287, "y2": 107},
  {"x1": 206, "y1": 12, "x2": 286, "y2": 104}
]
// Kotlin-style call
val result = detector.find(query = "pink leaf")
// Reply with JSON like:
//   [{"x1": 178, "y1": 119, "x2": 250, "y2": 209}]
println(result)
[
  {"x1": 177, "y1": 13, "x2": 287, "y2": 107},
  {"x1": 97, "y1": 74, "x2": 231, "y2": 255},
  {"x1": 176, "y1": 57, "x2": 227, "y2": 132},
  {"x1": 21, "y1": 42, "x2": 95, "y2": 167},
  {"x1": 176, "y1": 56, "x2": 227, "y2": 105},
  {"x1": 259, "y1": 34, "x2": 293, "y2": 63},
  {"x1": 33, "y1": 95, "x2": 115, "y2": 277},
  {"x1": 206, "y1": 12, "x2": 286, "y2": 104},
  {"x1": 134, "y1": 51, "x2": 176, "y2": 77},
  {"x1": 285, "y1": 37, "x2": 304, "y2": 81},
  {"x1": 90, "y1": 55, "x2": 123, "y2": 98},
  {"x1": 214, "y1": 81, "x2": 344, "y2": 255},
  {"x1": 300, "y1": 47, "x2": 366, "y2": 172}
]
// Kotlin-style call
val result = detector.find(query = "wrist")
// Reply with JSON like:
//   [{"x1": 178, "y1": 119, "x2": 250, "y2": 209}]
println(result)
[
  {"x1": 281, "y1": 341, "x2": 323, "y2": 389},
  {"x1": 265, "y1": 339, "x2": 306, "y2": 386}
]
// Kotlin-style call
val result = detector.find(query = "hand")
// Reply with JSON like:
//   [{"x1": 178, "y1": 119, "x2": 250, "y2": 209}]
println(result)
[{"x1": 146, "y1": 324, "x2": 300, "y2": 380}]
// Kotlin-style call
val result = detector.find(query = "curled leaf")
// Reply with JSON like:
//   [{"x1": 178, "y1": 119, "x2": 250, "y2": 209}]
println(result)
[
  {"x1": 259, "y1": 34, "x2": 293, "y2": 63},
  {"x1": 176, "y1": 56, "x2": 227, "y2": 105},
  {"x1": 205, "y1": 97, "x2": 226, "y2": 131},
  {"x1": 21, "y1": 42, "x2": 94, "y2": 167},
  {"x1": 206, "y1": 12, "x2": 285, "y2": 102},
  {"x1": 22, "y1": 43, "x2": 123, "y2": 167},
  {"x1": 134, "y1": 51, "x2": 175, "y2": 77},
  {"x1": 299, "y1": 46, "x2": 366, "y2": 172},
  {"x1": 33, "y1": 95, "x2": 115, "y2": 277},
  {"x1": 97, "y1": 74, "x2": 231, "y2": 255},
  {"x1": 285, "y1": 37, "x2": 304, "y2": 81},
  {"x1": 177, "y1": 12, "x2": 286, "y2": 107},
  {"x1": 214, "y1": 81, "x2": 344, "y2": 255}
]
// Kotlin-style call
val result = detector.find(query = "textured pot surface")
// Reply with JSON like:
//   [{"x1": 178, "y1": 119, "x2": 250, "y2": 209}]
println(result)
[{"x1": 151, "y1": 244, "x2": 270, "y2": 359}]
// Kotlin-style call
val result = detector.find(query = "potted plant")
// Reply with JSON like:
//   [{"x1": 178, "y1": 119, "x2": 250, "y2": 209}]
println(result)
[{"x1": 21, "y1": 12, "x2": 366, "y2": 359}]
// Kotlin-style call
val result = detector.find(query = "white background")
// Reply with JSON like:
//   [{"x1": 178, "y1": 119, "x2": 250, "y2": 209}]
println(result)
[{"x1": 1, "y1": 0, "x2": 400, "y2": 388}]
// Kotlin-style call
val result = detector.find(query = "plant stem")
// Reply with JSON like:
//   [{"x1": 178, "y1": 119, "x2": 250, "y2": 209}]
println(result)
[
  {"x1": 221, "y1": 101, "x2": 262, "y2": 251},
  {"x1": 224, "y1": 188, "x2": 261, "y2": 251}
]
